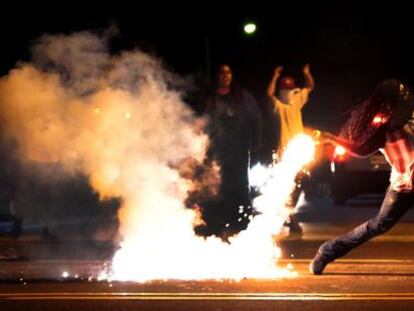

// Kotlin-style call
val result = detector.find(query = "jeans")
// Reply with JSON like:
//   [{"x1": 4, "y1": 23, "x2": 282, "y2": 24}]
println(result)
[{"x1": 319, "y1": 187, "x2": 414, "y2": 261}]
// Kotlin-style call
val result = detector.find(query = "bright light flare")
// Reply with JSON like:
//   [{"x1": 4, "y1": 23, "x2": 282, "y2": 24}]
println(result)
[
  {"x1": 334, "y1": 145, "x2": 347, "y2": 156},
  {"x1": 107, "y1": 134, "x2": 316, "y2": 282},
  {"x1": 244, "y1": 23, "x2": 257, "y2": 34},
  {"x1": 372, "y1": 113, "x2": 388, "y2": 126}
]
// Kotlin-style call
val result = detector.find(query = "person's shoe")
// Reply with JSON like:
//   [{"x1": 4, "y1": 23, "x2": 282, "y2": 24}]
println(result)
[
  {"x1": 283, "y1": 215, "x2": 303, "y2": 235},
  {"x1": 10, "y1": 217, "x2": 23, "y2": 239},
  {"x1": 0, "y1": 248, "x2": 19, "y2": 260},
  {"x1": 41, "y1": 227, "x2": 57, "y2": 240},
  {"x1": 309, "y1": 253, "x2": 329, "y2": 275},
  {"x1": 287, "y1": 220, "x2": 303, "y2": 234}
]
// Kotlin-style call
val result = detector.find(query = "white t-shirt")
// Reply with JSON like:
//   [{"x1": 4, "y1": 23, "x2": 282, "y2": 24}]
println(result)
[{"x1": 271, "y1": 88, "x2": 309, "y2": 151}]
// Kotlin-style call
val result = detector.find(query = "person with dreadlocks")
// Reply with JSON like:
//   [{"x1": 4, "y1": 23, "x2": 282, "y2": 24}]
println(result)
[
  {"x1": 309, "y1": 79, "x2": 414, "y2": 275},
  {"x1": 198, "y1": 64, "x2": 262, "y2": 241}
]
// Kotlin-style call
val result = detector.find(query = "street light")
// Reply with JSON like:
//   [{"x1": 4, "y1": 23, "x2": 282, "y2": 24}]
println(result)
[
  {"x1": 205, "y1": 22, "x2": 257, "y2": 79},
  {"x1": 243, "y1": 23, "x2": 257, "y2": 35}
]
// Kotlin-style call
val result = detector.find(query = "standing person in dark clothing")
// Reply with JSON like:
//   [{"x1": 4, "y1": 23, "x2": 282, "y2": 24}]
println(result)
[
  {"x1": 200, "y1": 64, "x2": 262, "y2": 240},
  {"x1": 310, "y1": 79, "x2": 414, "y2": 275},
  {"x1": 0, "y1": 130, "x2": 22, "y2": 259},
  {"x1": 0, "y1": 130, "x2": 21, "y2": 240}
]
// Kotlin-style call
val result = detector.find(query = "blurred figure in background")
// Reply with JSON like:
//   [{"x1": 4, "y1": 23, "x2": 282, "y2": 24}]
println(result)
[{"x1": 198, "y1": 63, "x2": 262, "y2": 241}]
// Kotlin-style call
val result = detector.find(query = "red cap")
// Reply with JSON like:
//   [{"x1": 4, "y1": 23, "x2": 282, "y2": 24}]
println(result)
[{"x1": 279, "y1": 76, "x2": 296, "y2": 90}]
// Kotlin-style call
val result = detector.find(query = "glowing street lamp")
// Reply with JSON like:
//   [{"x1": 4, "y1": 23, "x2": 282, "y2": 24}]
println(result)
[{"x1": 243, "y1": 23, "x2": 257, "y2": 35}]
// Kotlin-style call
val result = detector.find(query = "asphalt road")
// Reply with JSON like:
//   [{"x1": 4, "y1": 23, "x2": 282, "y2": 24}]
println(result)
[
  {"x1": 1, "y1": 259, "x2": 414, "y2": 310},
  {"x1": 2, "y1": 201, "x2": 414, "y2": 310}
]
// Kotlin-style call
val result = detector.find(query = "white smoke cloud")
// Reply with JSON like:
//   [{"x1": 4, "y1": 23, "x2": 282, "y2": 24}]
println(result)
[
  {"x1": 0, "y1": 31, "x2": 209, "y2": 242},
  {"x1": 0, "y1": 31, "x2": 313, "y2": 281}
]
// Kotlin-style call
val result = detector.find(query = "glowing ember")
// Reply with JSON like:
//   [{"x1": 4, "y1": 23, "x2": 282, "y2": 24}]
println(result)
[
  {"x1": 372, "y1": 113, "x2": 388, "y2": 126},
  {"x1": 106, "y1": 134, "x2": 315, "y2": 282},
  {"x1": 334, "y1": 145, "x2": 347, "y2": 156}
]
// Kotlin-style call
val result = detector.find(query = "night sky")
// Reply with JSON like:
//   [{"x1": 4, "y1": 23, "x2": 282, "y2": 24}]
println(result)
[{"x1": 1, "y1": 2, "x2": 413, "y2": 132}]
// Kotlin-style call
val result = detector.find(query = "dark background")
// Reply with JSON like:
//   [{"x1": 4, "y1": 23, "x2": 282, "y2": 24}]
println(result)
[{"x1": 1, "y1": 1, "x2": 412, "y2": 132}]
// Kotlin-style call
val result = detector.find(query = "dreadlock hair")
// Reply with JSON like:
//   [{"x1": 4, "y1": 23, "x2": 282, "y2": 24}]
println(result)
[{"x1": 340, "y1": 79, "x2": 414, "y2": 146}]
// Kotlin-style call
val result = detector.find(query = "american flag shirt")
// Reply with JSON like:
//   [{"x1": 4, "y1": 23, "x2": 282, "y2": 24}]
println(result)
[{"x1": 381, "y1": 118, "x2": 414, "y2": 192}]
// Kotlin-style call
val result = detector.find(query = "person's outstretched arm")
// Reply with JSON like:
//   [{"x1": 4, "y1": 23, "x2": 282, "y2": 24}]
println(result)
[
  {"x1": 267, "y1": 66, "x2": 283, "y2": 97},
  {"x1": 303, "y1": 63, "x2": 315, "y2": 92},
  {"x1": 318, "y1": 128, "x2": 386, "y2": 158},
  {"x1": 296, "y1": 64, "x2": 314, "y2": 109}
]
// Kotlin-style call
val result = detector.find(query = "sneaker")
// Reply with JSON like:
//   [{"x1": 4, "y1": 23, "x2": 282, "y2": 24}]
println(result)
[
  {"x1": 0, "y1": 248, "x2": 19, "y2": 260},
  {"x1": 41, "y1": 227, "x2": 57, "y2": 240},
  {"x1": 10, "y1": 217, "x2": 23, "y2": 239},
  {"x1": 309, "y1": 253, "x2": 329, "y2": 275},
  {"x1": 283, "y1": 215, "x2": 303, "y2": 234},
  {"x1": 287, "y1": 220, "x2": 303, "y2": 234}
]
